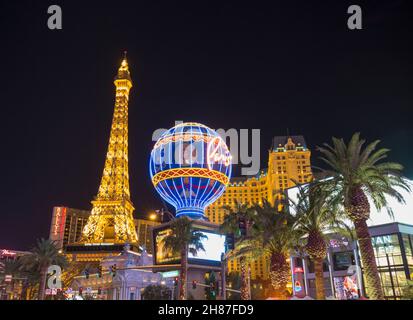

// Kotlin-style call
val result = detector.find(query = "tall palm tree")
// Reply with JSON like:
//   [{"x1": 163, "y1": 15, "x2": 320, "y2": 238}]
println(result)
[
  {"x1": 161, "y1": 216, "x2": 207, "y2": 300},
  {"x1": 293, "y1": 183, "x2": 350, "y2": 300},
  {"x1": 317, "y1": 133, "x2": 410, "y2": 300},
  {"x1": 251, "y1": 200, "x2": 303, "y2": 300},
  {"x1": 19, "y1": 238, "x2": 68, "y2": 300},
  {"x1": 220, "y1": 201, "x2": 255, "y2": 300}
]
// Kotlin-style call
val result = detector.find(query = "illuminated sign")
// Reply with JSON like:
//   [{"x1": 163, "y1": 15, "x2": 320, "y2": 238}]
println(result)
[
  {"x1": 372, "y1": 235, "x2": 396, "y2": 254},
  {"x1": 1, "y1": 249, "x2": 16, "y2": 256},
  {"x1": 293, "y1": 267, "x2": 304, "y2": 273},
  {"x1": 329, "y1": 238, "x2": 350, "y2": 248},
  {"x1": 154, "y1": 228, "x2": 226, "y2": 266},
  {"x1": 207, "y1": 137, "x2": 232, "y2": 170},
  {"x1": 294, "y1": 280, "x2": 302, "y2": 292},
  {"x1": 372, "y1": 235, "x2": 392, "y2": 246},
  {"x1": 154, "y1": 228, "x2": 181, "y2": 265},
  {"x1": 150, "y1": 123, "x2": 232, "y2": 220},
  {"x1": 160, "y1": 270, "x2": 180, "y2": 278},
  {"x1": 53, "y1": 207, "x2": 67, "y2": 236},
  {"x1": 188, "y1": 231, "x2": 226, "y2": 262}
]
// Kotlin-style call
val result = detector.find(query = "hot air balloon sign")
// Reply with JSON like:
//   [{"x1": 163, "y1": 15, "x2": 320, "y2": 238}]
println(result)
[{"x1": 149, "y1": 122, "x2": 232, "y2": 219}]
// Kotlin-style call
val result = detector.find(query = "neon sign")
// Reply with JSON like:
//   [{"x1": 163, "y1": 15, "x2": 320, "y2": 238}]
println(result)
[
  {"x1": 150, "y1": 123, "x2": 232, "y2": 219},
  {"x1": 294, "y1": 280, "x2": 302, "y2": 292},
  {"x1": 1, "y1": 249, "x2": 16, "y2": 256},
  {"x1": 207, "y1": 137, "x2": 232, "y2": 170},
  {"x1": 53, "y1": 207, "x2": 67, "y2": 236},
  {"x1": 54, "y1": 207, "x2": 62, "y2": 235},
  {"x1": 293, "y1": 267, "x2": 304, "y2": 273}
]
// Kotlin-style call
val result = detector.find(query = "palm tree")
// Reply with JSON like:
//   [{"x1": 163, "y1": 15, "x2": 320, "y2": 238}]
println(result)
[
  {"x1": 317, "y1": 133, "x2": 410, "y2": 300},
  {"x1": 250, "y1": 200, "x2": 303, "y2": 299},
  {"x1": 220, "y1": 201, "x2": 255, "y2": 300},
  {"x1": 402, "y1": 280, "x2": 413, "y2": 300},
  {"x1": 293, "y1": 183, "x2": 350, "y2": 300},
  {"x1": 1, "y1": 259, "x2": 22, "y2": 300},
  {"x1": 226, "y1": 271, "x2": 241, "y2": 300},
  {"x1": 161, "y1": 217, "x2": 207, "y2": 300},
  {"x1": 19, "y1": 238, "x2": 68, "y2": 300}
]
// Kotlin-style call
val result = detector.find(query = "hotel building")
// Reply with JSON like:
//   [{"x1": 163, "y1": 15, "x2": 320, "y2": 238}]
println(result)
[
  {"x1": 205, "y1": 135, "x2": 313, "y2": 280},
  {"x1": 49, "y1": 207, "x2": 159, "y2": 254}
]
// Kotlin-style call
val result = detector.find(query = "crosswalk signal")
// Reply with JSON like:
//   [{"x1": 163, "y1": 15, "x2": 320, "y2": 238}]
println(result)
[
  {"x1": 110, "y1": 264, "x2": 117, "y2": 277},
  {"x1": 239, "y1": 217, "x2": 247, "y2": 237},
  {"x1": 192, "y1": 280, "x2": 197, "y2": 289},
  {"x1": 225, "y1": 233, "x2": 235, "y2": 251},
  {"x1": 173, "y1": 277, "x2": 179, "y2": 286}
]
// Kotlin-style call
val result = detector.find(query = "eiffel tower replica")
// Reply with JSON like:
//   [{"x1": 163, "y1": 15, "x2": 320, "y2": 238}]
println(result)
[{"x1": 66, "y1": 53, "x2": 139, "y2": 262}]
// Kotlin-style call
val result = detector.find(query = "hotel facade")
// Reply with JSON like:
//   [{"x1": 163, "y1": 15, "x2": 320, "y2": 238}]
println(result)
[
  {"x1": 49, "y1": 207, "x2": 159, "y2": 254},
  {"x1": 206, "y1": 135, "x2": 313, "y2": 280}
]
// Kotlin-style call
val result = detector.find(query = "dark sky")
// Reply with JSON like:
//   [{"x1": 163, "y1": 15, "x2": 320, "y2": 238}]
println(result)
[{"x1": 0, "y1": 1, "x2": 412, "y2": 250}]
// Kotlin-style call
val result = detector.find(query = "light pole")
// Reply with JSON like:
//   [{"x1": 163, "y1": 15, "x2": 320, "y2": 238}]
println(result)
[
  {"x1": 221, "y1": 252, "x2": 227, "y2": 300},
  {"x1": 155, "y1": 208, "x2": 175, "y2": 222}
]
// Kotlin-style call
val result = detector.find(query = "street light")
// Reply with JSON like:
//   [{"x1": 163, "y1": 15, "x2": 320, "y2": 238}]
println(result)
[
  {"x1": 149, "y1": 213, "x2": 157, "y2": 221},
  {"x1": 155, "y1": 208, "x2": 175, "y2": 223}
]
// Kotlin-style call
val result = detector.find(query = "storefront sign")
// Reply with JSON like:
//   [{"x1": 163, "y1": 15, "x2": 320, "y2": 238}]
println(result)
[{"x1": 160, "y1": 270, "x2": 180, "y2": 278}]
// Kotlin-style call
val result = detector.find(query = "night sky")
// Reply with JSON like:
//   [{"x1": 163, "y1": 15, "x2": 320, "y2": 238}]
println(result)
[{"x1": 0, "y1": 1, "x2": 412, "y2": 249}]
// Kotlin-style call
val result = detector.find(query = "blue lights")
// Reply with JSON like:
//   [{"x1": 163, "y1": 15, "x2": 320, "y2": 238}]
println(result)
[{"x1": 149, "y1": 122, "x2": 232, "y2": 219}]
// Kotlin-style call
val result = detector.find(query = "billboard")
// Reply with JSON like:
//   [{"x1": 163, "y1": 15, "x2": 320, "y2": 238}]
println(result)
[
  {"x1": 188, "y1": 231, "x2": 226, "y2": 264},
  {"x1": 154, "y1": 228, "x2": 181, "y2": 265},
  {"x1": 153, "y1": 227, "x2": 226, "y2": 266},
  {"x1": 334, "y1": 275, "x2": 359, "y2": 300}
]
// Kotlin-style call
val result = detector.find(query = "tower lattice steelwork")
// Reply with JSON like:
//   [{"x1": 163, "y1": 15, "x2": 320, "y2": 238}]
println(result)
[{"x1": 82, "y1": 54, "x2": 138, "y2": 244}]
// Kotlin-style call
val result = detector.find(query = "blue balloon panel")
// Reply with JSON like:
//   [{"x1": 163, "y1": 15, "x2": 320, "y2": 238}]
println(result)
[{"x1": 149, "y1": 122, "x2": 232, "y2": 219}]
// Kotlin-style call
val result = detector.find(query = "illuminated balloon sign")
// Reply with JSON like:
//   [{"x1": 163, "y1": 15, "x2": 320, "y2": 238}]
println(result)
[{"x1": 149, "y1": 122, "x2": 232, "y2": 219}]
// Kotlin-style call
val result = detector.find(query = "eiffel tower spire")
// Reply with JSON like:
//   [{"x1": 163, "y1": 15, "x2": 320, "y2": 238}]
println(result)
[{"x1": 82, "y1": 53, "x2": 138, "y2": 243}]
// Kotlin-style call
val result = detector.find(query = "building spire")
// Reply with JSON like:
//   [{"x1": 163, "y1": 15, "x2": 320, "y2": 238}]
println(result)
[{"x1": 115, "y1": 51, "x2": 132, "y2": 83}]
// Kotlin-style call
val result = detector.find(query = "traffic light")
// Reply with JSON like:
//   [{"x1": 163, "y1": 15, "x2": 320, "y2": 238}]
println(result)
[
  {"x1": 98, "y1": 287, "x2": 102, "y2": 295},
  {"x1": 239, "y1": 217, "x2": 247, "y2": 237},
  {"x1": 215, "y1": 281, "x2": 220, "y2": 294},
  {"x1": 110, "y1": 264, "x2": 117, "y2": 277},
  {"x1": 192, "y1": 280, "x2": 197, "y2": 290},
  {"x1": 97, "y1": 265, "x2": 102, "y2": 278},
  {"x1": 84, "y1": 269, "x2": 89, "y2": 279},
  {"x1": 225, "y1": 233, "x2": 235, "y2": 251},
  {"x1": 79, "y1": 287, "x2": 83, "y2": 296},
  {"x1": 210, "y1": 282, "x2": 216, "y2": 298},
  {"x1": 173, "y1": 277, "x2": 179, "y2": 286}
]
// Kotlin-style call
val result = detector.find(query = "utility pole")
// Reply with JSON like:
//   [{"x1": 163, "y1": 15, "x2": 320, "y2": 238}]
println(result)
[{"x1": 221, "y1": 253, "x2": 227, "y2": 300}]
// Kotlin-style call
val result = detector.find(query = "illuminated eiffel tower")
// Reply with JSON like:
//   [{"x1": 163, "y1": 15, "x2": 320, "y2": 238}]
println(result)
[{"x1": 81, "y1": 53, "x2": 138, "y2": 244}]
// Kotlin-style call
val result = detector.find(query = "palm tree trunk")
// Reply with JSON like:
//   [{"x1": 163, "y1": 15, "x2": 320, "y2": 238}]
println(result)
[
  {"x1": 270, "y1": 252, "x2": 290, "y2": 300},
  {"x1": 240, "y1": 256, "x2": 249, "y2": 300},
  {"x1": 179, "y1": 248, "x2": 187, "y2": 300},
  {"x1": 38, "y1": 265, "x2": 48, "y2": 300},
  {"x1": 21, "y1": 280, "x2": 28, "y2": 300},
  {"x1": 314, "y1": 258, "x2": 325, "y2": 300},
  {"x1": 354, "y1": 219, "x2": 384, "y2": 300}
]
